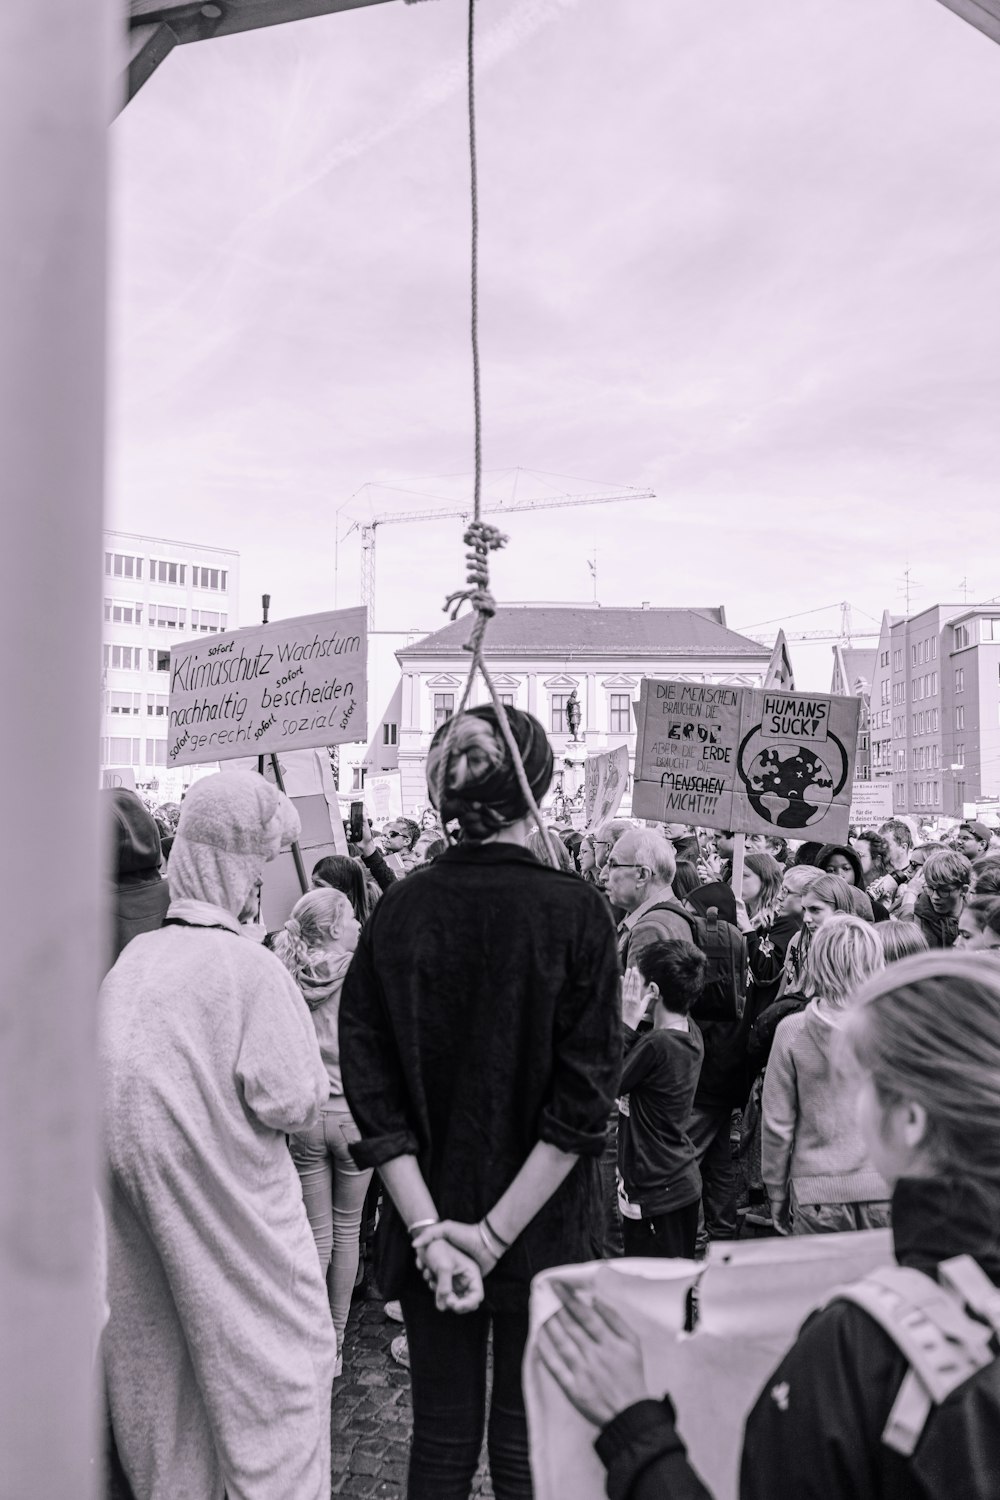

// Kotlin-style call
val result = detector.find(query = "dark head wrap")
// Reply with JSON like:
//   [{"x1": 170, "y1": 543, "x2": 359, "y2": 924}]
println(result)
[{"x1": 426, "y1": 705, "x2": 554, "y2": 843}]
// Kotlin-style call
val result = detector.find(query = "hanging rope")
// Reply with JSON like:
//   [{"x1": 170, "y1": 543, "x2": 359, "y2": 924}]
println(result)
[{"x1": 433, "y1": 0, "x2": 560, "y2": 869}]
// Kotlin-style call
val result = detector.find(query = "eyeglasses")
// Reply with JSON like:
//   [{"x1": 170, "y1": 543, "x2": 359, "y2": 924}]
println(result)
[{"x1": 607, "y1": 859, "x2": 642, "y2": 871}]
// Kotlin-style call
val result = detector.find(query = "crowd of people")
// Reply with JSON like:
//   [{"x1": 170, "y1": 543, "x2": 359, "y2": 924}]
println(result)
[{"x1": 98, "y1": 714, "x2": 1000, "y2": 1500}]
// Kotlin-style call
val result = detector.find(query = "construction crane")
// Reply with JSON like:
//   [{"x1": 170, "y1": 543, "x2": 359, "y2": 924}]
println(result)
[
  {"x1": 744, "y1": 601, "x2": 880, "y2": 648},
  {"x1": 344, "y1": 485, "x2": 655, "y2": 627}
]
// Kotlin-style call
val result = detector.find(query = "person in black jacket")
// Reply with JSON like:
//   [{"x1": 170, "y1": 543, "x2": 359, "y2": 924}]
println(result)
[
  {"x1": 537, "y1": 952, "x2": 1000, "y2": 1500},
  {"x1": 339, "y1": 706, "x2": 621, "y2": 1500}
]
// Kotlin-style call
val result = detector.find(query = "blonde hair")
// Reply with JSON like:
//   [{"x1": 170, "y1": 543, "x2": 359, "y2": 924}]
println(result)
[
  {"x1": 877, "y1": 922, "x2": 929, "y2": 963},
  {"x1": 271, "y1": 888, "x2": 353, "y2": 986},
  {"x1": 842, "y1": 953, "x2": 1000, "y2": 1191},
  {"x1": 781, "y1": 865, "x2": 823, "y2": 896},
  {"x1": 800, "y1": 913, "x2": 883, "y2": 1005}
]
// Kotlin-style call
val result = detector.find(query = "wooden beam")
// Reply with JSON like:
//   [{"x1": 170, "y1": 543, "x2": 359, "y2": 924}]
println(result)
[
  {"x1": 124, "y1": 20, "x2": 177, "y2": 108},
  {"x1": 935, "y1": 0, "x2": 1000, "y2": 44},
  {"x1": 129, "y1": 0, "x2": 396, "y2": 46},
  {"x1": 123, "y1": 0, "x2": 398, "y2": 106}
]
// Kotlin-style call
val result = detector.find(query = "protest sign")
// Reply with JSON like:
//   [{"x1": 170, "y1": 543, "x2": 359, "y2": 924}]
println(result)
[
  {"x1": 632, "y1": 680, "x2": 859, "y2": 844},
  {"x1": 583, "y1": 745, "x2": 630, "y2": 829},
  {"x1": 525, "y1": 1229, "x2": 892, "y2": 1500},
  {"x1": 364, "y1": 771, "x2": 403, "y2": 825},
  {"x1": 101, "y1": 767, "x2": 136, "y2": 791},
  {"x1": 167, "y1": 607, "x2": 367, "y2": 768},
  {"x1": 849, "y1": 779, "x2": 894, "y2": 831},
  {"x1": 229, "y1": 750, "x2": 347, "y2": 927}
]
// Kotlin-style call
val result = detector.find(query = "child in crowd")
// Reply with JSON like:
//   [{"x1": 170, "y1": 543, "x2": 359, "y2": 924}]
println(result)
[
  {"x1": 911, "y1": 848, "x2": 973, "y2": 947},
  {"x1": 617, "y1": 939, "x2": 706, "y2": 1259},
  {"x1": 273, "y1": 888, "x2": 373, "y2": 1377},
  {"x1": 763, "y1": 915, "x2": 888, "y2": 1235}
]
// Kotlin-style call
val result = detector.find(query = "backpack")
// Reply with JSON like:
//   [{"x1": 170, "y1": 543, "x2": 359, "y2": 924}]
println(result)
[
  {"x1": 643, "y1": 899, "x2": 747, "y2": 1024},
  {"x1": 832, "y1": 1256, "x2": 1000, "y2": 1456}
]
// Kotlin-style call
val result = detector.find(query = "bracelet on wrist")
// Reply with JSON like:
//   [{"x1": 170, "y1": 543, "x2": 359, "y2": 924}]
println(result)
[
  {"x1": 478, "y1": 1220, "x2": 504, "y2": 1261},
  {"x1": 407, "y1": 1216, "x2": 440, "y2": 1239},
  {"x1": 483, "y1": 1213, "x2": 511, "y2": 1250}
]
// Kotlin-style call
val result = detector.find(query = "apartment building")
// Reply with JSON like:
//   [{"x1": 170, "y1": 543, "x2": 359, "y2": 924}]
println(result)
[
  {"x1": 101, "y1": 530, "x2": 239, "y2": 786},
  {"x1": 868, "y1": 602, "x2": 1000, "y2": 817}
]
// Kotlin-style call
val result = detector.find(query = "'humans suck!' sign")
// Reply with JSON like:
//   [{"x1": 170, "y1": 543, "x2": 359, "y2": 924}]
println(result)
[
  {"x1": 632, "y1": 680, "x2": 859, "y2": 842},
  {"x1": 167, "y1": 607, "x2": 367, "y2": 768}
]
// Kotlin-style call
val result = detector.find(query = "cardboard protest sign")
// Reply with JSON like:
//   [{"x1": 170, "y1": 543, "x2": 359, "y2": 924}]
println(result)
[
  {"x1": 101, "y1": 767, "x2": 136, "y2": 791},
  {"x1": 228, "y1": 750, "x2": 347, "y2": 927},
  {"x1": 167, "y1": 607, "x2": 366, "y2": 768},
  {"x1": 525, "y1": 1229, "x2": 892, "y2": 1500},
  {"x1": 633, "y1": 680, "x2": 859, "y2": 843},
  {"x1": 849, "y1": 779, "x2": 894, "y2": 831},
  {"x1": 583, "y1": 745, "x2": 630, "y2": 829},
  {"x1": 364, "y1": 772, "x2": 403, "y2": 825}
]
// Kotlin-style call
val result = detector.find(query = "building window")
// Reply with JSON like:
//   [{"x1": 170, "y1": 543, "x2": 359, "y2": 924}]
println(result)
[
  {"x1": 955, "y1": 706, "x2": 965, "y2": 730},
  {"x1": 108, "y1": 645, "x2": 141, "y2": 671},
  {"x1": 146, "y1": 695, "x2": 168, "y2": 716},
  {"x1": 954, "y1": 624, "x2": 970, "y2": 650},
  {"x1": 151, "y1": 559, "x2": 186, "y2": 585},
  {"x1": 930, "y1": 672, "x2": 937, "y2": 695},
  {"x1": 550, "y1": 693, "x2": 569, "y2": 734},
  {"x1": 880, "y1": 651, "x2": 889, "y2": 668},
  {"x1": 192, "y1": 566, "x2": 227, "y2": 591},
  {"x1": 145, "y1": 740, "x2": 167, "y2": 767},
  {"x1": 433, "y1": 693, "x2": 454, "y2": 729},
  {"x1": 149, "y1": 604, "x2": 185, "y2": 630},
  {"x1": 609, "y1": 693, "x2": 632, "y2": 734},
  {"x1": 911, "y1": 645, "x2": 918, "y2": 667},
  {"x1": 105, "y1": 552, "x2": 143, "y2": 580},
  {"x1": 382, "y1": 723, "x2": 398, "y2": 746},
  {"x1": 108, "y1": 691, "x2": 142, "y2": 715},
  {"x1": 497, "y1": 692, "x2": 515, "y2": 709},
  {"x1": 982, "y1": 618, "x2": 1000, "y2": 642},
  {"x1": 893, "y1": 649, "x2": 902, "y2": 672},
  {"x1": 108, "y1": 736, "x2": 140, "y2": 764},
  {"x1": 931, "y1": 637, "x2": 937, "y2": 660},
  {"x1": 191, "y1": 610, "x2": 226, "y2": 633},
  {"x1": 351, "y1": 767, "x2": 365, "y2": 791},
  {"x1": 148, "y1": 649, "x2": 171, "y2": 673},
  {"x1": 955, "y1": 667, "x2": 965, "y2": 692}
]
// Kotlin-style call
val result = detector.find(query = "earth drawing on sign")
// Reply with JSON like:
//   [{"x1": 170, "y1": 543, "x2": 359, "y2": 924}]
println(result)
[{"x1": 737, "y1": 730, "x2": 849, "y2": 829}]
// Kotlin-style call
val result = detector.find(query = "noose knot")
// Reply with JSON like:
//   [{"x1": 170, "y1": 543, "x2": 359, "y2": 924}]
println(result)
[{"x1": 443, "y1": 520, "x2": 508, "y2": 642}]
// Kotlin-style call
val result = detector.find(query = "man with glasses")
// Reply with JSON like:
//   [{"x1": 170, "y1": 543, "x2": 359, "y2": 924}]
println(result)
[
  {"x1": 605, "y1": 829, "x2": 691, "y2": 968},
  {"x1": 382, "y1": 818, "x2": 421, "y2": 872}
]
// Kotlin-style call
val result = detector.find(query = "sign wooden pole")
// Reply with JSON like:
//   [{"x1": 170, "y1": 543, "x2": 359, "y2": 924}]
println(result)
[
  {"x1": 731, "y1": 831, "x2": 747, "y2": 910},
  {"x1": 254, "y1": 594, "x2": 310, "y2": 897}
]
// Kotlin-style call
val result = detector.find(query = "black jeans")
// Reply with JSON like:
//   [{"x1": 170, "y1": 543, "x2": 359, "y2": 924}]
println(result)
[
  {"x1": 621, "y1": 1199, "x2": 700, "y2": 1259},
  {"x1": 400, "y1": 1278, "x2": 533, "y2": 1500},
  {"x1": 688, "y1": 1102, "x2": 738, "y2": 1241}
]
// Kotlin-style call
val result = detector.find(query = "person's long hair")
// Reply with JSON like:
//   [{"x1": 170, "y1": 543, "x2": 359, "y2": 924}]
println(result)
[
  {"x1": 843, "y1": 954, "x2": 1000, "y2": 1198},
  {"x1": 271, "y1": 888, "x2": 354, "y2": 989},
  {"x1": 789, "y1": 871, "x2": 853, "y2": 976},
  {"x1": 311, "y1": 855, "x2": 373, "y2": 923},
  {"x1": 741, "y1": 851, "x2": 784, "y2": 928},
  {"x1": 799, "y1": 913, "x2": 883, "y2": 1004}
]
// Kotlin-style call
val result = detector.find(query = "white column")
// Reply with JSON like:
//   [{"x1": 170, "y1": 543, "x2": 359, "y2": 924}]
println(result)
[
  {"x1": 586, "y1": 673, "x2": 597, "y2": 732},
  {"x1": 527, "y1": 674, "x2": 538, "y2": 715},
  {"x1": 0, "y1": 4, "x2": 112, "y2": 1495}
]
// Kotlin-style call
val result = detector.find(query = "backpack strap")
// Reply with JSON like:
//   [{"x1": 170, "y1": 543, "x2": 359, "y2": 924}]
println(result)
[{"x1": 832, "y1": 1264, "x2": 998, "y2": 1457}]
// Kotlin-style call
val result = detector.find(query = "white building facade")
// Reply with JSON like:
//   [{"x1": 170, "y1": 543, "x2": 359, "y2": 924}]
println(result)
[
  {"x1": 393, "y1": 605, "x2": 771, "y2": 813},
  {"x1": 101, "y1": 529, "x2": 239, "y2": 790}
]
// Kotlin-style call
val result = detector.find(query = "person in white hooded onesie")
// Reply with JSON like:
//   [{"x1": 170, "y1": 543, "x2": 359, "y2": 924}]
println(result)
[{"x1": 99, "y1": 769, "x2": 335, "y2": 1500}]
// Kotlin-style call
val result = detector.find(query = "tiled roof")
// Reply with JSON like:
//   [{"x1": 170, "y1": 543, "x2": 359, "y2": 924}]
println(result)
[{"x1": 397, "y1": 607, "x2": 770, "y2": 660}]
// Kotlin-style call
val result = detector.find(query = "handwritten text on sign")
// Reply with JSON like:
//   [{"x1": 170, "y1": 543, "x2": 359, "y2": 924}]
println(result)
[
  {"x1": 633, "y1": 680, "x2": 859, "y2": 842},
  {"x1": 167, "y1": 607, "x2": 367, "y2": 767}
]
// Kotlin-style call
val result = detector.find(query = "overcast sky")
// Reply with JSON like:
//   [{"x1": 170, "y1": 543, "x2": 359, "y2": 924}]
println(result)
[{"x1": 109, "y1": 0, "x2": 1000, "y2": 688}]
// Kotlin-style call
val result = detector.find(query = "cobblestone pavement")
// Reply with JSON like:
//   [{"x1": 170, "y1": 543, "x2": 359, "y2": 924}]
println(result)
[{"x1": 331, "y1": 1289, "x2": 494, "y2": 1498}]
